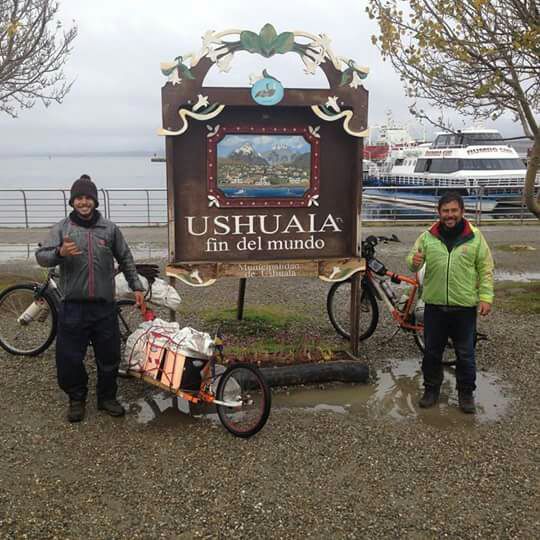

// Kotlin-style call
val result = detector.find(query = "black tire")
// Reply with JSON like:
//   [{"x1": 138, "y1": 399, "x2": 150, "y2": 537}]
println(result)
[
  {"x1": 216, "y1": 363, "x2": 271, "y2": 438},
  {"x1": 327, "y1": 278, "x2": 379, "y2": 341},
  {"x1": 0, "y1": 283, "x2": 57, "y2": 356},
  {"x1": 116, "y1": 299, "x2": 140, "y2": 378}
]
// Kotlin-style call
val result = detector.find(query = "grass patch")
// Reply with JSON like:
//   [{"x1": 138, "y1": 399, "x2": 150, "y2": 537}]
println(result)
[
  {"x1": 495, "y1": 281, "x2": 540, "y2": 314},
  {"x1": 496, "y1": 243, "x2": 537, "y2": 253},
  {"x1": 200, "y1": 305, "x2": 339, "y2": 364},
  {"x1": 224, "y1": 336, "x2": 341, "y2": 365}
]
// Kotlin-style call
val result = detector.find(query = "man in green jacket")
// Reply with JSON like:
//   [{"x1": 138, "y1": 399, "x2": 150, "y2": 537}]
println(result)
[{"x1": 407, "y1": 192, "x2": 494, "y2": 413}]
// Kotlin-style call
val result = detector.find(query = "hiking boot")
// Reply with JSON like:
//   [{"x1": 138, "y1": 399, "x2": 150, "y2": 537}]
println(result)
[
  {"x1": 98, "y1": 399, "x2": 125, "y2": 417},
  {"x1": 458, "y1": 391, "x2": 476, "y2": 414},
  {"x1": 67, "y1": 400, "x2": 86, "y2": 423},
  {"x1": 419, "y1": 387, "x2": 440, "y2": 408}
]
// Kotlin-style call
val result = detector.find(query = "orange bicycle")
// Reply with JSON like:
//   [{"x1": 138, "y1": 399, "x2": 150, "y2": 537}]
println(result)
[
  {"x1": 327, "y1": 235, "x2": 485, "y2": 360},
  {"x1": 327, "y1": 234, "x2": 427, "y2": 351}
]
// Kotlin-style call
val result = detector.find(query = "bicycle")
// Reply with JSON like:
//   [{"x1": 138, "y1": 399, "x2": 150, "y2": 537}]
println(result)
[
  {"x1": 0, "y1": 265, "x2": 156, "y2": 357},
  {"x1": 327, "y1": 234, "x2": 429, "y2": 349},
  {"x1": 0, "y1": 266, "x2": 271, "y2": 437},
  {"x1": 327, "y1": 235, "x2": 486, "y2": 361}
]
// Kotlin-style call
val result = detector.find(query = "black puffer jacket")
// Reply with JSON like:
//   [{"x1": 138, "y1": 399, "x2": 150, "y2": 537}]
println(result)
[{"x1": 36, "y1": 213, "x2": 144, "y2": 302}]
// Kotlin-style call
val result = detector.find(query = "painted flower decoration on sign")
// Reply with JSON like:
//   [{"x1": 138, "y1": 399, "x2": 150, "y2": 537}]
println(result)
[{"x1": 160, "y1": 24, "x2": 369, "y2": 89}]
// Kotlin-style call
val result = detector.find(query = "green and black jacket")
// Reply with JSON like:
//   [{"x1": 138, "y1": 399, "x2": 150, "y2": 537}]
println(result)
[{"x1": 407, "y1": 219, "x2": 494, "y2": 307}]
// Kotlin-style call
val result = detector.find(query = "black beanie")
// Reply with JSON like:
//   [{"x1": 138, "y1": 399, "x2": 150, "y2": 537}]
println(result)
[{"x1": 69, "y1": 177, "x2": 99, "y2": 208}]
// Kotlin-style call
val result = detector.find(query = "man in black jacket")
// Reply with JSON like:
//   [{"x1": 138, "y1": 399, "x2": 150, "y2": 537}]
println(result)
[{"x1": 36, "y1": 175, "x2": 145, "y2": 422}]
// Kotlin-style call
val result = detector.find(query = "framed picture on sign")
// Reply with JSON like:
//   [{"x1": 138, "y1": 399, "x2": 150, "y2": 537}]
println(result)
[{"x1": 207, "y1": 124, "x2": 321, "y2": 208}]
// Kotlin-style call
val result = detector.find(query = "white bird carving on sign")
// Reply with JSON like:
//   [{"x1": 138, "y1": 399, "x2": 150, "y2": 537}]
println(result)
[
  {"x1": 190, "y1": 270, "x2": 204, "y2": 284},
  {"x1": 329, "y1": 267, "x2": 342, "y2": 280},
  {"x1": 326, "y1": 96, "x2": 340, "y2": 113}
]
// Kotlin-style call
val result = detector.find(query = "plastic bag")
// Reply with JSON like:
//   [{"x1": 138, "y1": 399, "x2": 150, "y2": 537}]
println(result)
[
  {"x1": 123, "y1": 318, "x2": 180, "y2": 371},
  {"x1": 148, "y1": 278, "x2": 182, "y2": 311},
  {"x1": 115, "y1": 274, "x2": 182, "y2": 311},
  {"x1": 115, "y1": 273, "x2": 149, "y2": 297},
  {"x1": 171, "y1": 327, "x2": 214, "y2": 359},
  {"x1": 123, "y1": 320, "x2": 213, "y2": 370}
]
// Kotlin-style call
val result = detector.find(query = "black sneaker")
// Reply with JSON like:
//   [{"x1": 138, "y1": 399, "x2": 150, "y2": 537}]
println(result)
[
  {"x1": 458, "y1": 391, "x2": 476, "y2": 414},
  {"x1": 97, "y1": 399, "x2": 125, "y2": 417},
  {"x1": 67, "y1": 400, "x2": 86, "y2": 423},
  {"x1": 419, "y1": 388, "x2": 440, "y2": 408}
]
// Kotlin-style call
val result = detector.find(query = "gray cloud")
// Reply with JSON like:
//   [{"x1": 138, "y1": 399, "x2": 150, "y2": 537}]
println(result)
[{"x1": 0, "y1": 0, "x2": 526, "y2": 156}]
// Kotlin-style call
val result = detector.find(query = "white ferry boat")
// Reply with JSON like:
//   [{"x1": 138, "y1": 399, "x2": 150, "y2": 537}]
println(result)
[{"x1": 364, "y1": 127, "x2": 532, "y2": 213}]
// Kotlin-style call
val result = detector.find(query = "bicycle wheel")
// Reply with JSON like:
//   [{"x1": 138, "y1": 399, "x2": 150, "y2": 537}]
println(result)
[
  {"x1": 116, "y1": 299, "x2": 140, "y2": 377},
  {"x1": 327, "y1": 278, "x2": 379, "y2": 341},
  {"x1": 216, "y1": 363, "x2": 271, "y2": 438},
  {"x1": 0, "y1": 283, "x2": 57, "y2": 356}
]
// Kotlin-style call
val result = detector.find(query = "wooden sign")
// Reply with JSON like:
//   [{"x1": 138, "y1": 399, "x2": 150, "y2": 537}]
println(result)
[{"x1": 159, "y1": 24, "x2": 369, "y2": 286}]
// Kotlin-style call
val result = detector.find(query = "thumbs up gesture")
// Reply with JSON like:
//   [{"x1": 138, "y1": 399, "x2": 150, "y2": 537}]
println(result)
[
  {"x1": 412, "y1": 248, "x2": 424, "y2": 268},
  {"x1": 59, "y1": 236, "x2": 82, "y2": 257}
]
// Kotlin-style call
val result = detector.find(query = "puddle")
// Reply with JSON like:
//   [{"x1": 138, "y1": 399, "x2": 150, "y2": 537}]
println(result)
[
  {"x1": 123, "y1": 391, "x2": 197, "y2": 428},
  {"x1": 494, "y1": 271, "x2": 540, "y2": 282},
  {"x1": 273, "y1": 359, "x2": 511, "y2": 429},
  {"x1": 122, "y1": 360, "x2": 511, "y2": 431}
]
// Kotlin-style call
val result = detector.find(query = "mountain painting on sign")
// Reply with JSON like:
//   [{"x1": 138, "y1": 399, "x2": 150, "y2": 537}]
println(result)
[{"x1": 217, "y1": 134, "x2": 311, "y2": 198}]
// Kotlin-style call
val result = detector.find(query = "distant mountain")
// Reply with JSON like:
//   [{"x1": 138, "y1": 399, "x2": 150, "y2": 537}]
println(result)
[
  {"x1": 290, "y1": 152, "x2": 311, "y2": 169},
  {"x1": 228, "y1": 143, "x2": 268, "y2": 166}
]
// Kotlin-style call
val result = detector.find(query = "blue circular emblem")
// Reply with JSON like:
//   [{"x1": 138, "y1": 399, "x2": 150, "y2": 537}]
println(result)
[{"x1": 251, "y1": 77, "x2": 284, "y2": 106}]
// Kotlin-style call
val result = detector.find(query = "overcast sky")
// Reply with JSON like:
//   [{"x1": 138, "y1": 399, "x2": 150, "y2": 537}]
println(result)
[{"x1": 0, "y1": 0, "x2": 526, "y2": 155}]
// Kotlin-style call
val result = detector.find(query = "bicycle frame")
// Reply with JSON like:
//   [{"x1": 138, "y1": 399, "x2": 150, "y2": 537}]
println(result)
[
  {"x1": 126, "y1": 358, "x2": 240, "y2": 407},
  {"x1": 365, "y1": 269, "x2": 423, "y2": 333},
  {"x1": 125, "y1": 331, "x2": 243, "y2": 408}
]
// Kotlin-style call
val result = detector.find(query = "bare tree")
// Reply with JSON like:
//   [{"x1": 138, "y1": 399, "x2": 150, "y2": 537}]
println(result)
[
  {"x1": 367, "y1": 0, "x2": 540, "y2": 218},
  {"x1": 0, "y1": 0, "x2": 77, "y2": 117}
]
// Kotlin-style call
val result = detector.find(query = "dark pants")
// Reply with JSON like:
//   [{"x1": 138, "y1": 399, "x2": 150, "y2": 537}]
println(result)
[
  {"x1": 56, "y1": 302, "x2": 120, "y2": 402},
  {"x1": 423, "y1": 304, "x2": 477, "y2": 393}
]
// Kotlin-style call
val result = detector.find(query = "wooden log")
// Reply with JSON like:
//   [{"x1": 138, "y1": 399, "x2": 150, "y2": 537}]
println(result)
[{"x1": 259, "y1": 360, "x2": 369, "y2": 388}]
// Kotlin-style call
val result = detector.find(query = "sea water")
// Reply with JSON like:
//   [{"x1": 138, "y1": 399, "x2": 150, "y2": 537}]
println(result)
[{"x1": 0, "y1": 155, "x2": 166, "y2": 189}]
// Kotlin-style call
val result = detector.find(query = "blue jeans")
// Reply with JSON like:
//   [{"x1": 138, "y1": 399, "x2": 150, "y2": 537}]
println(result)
[
  {"x1": 423, "y1": 304, "x2": 477, "y2": 392},
  {"x1": 56, "y1": 302, "x2": 121, "y2": 402}
]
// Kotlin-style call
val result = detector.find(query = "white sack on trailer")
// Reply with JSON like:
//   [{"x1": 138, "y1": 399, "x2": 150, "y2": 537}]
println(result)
[
  {"x1": 123, "y1": 321, "x2": 213, "y2": 371},
  {"x1": 123, "y1": 318, "x2": 180, "y2": 371},
  {"x1": 115, "y1": 274, "x2": 182, "y2": 310}
]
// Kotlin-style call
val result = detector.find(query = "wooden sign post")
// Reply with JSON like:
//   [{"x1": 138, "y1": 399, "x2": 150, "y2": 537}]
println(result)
[{"x1": 158, "y1": 25, "x2": 369, "y2": 356}]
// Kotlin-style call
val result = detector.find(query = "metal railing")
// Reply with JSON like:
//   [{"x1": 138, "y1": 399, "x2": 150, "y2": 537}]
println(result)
[
  {"x1": 0, "y1": 185, "x2": 539, "y2": 228},
  {"x1": 0, "y1": 189, "x2": 167, "y2": 228},
  {"x1": 361, "y1": 183, "x2": 539, "y2": 224}
]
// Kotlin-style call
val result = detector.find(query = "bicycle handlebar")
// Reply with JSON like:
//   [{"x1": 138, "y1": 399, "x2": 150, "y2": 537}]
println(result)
[
  {"x1": 361, "y1": 234, "x2": 400, "y2": 260},
  {"x1": 364, "y1": 234, "x2": 400, "y2": 245}
]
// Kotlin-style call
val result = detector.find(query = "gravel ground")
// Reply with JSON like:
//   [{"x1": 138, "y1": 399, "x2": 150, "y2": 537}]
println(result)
[{"x1": 0, "y1": 225, "x2": 539, "y2": 539}]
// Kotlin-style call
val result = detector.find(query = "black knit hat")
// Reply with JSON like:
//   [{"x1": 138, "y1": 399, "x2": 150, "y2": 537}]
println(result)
[{"x1": 69, "y1": 176, "x2": 99, "y2": 208}]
